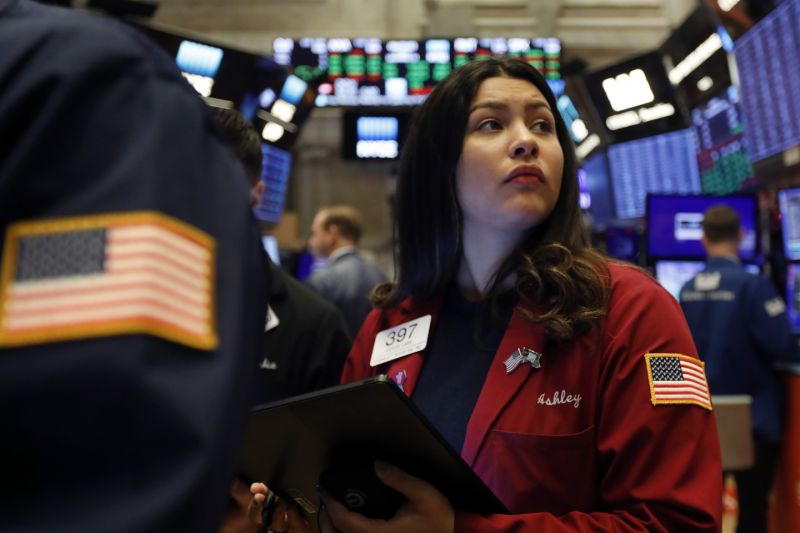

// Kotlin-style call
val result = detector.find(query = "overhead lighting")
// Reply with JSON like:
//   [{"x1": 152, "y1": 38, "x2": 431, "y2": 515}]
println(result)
[
  {"x1": 697, "y1": 76, "x2": 714, "y2": 92},
  {"x1": 602, "y1": 69, "x2": 655, "y2": 112},
  {"x1": 668, "y1": 33, "x2": 723, "y2": 85}
]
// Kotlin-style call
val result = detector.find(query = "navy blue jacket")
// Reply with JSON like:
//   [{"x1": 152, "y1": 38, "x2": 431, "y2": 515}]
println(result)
[
  {"x1": 306, "y1": 248, "x2": 387, "y2": 337},
  {"x1": 679, "y1": 256, "x2": 795, "y2": 442},
  {"x1": 0, "y1": 1, "x2": 267, "y2": 531}
]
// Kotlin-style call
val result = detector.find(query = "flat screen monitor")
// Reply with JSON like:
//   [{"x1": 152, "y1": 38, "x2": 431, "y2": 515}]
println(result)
[
  {"x1": 342, "y1": 109, "x2": 410, "y2": 160},
  {"x1": 605, "y1": 225, "x2": 640, "y2": 262},
  {"x1": 779, "y1": 188, "x2": 800, "y2": 260},
  {"x1": 579, "y1": 151, "x2": 615, "y2": 229},
  {"x1": 272, "y1": 37, "x2": 563, "y2": 106},
  {"x1": 608, "y1": 129, "x2": 701, "y2": 219},
  {"x1": 691, "y1": 86, "x2": 755, "y2": 194},
  {"x1": 646, "y1": 194, "x2": 758, "y2": 260},
  {"x1": 253, "y1": 144, "x2": 293, "y2": 225},
  {"x1": 734, "y1": 0, "x2": 800, "y2": 162},
  {"x1": 660, "y1": 4, "x2": 733, "y2": 108},
  {"x1": 655, "y1": 260, "x2": 706, "y2": 300},
  {"x1": 583, "y1": 50, "x2": 688, "y2": 143},
  {"x1": 261, "y1": 235, "x2": 280, "y2": 265},
  {"x1": 786, "y1": 263, "x2": 800, "y2": 333}
]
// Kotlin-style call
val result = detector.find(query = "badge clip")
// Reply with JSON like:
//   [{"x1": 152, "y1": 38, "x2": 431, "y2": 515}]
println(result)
[{"x1": 503, "y1": 347, "x2": 543, "y2": 374}]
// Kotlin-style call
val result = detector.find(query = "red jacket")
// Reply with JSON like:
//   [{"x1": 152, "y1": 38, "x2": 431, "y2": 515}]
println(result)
[{"x1": 342, "y1": 263, "x2": 722, "y2": 532}]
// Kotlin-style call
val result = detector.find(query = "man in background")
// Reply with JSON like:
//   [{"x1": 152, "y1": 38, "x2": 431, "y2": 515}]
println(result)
[
  {"x1": 211, "y1": 107, "x2": 351, "y2": 404},
  {"x1": 306, "y1": 205, "x2": 387, "y2": 337},
  {"x1": 680, "y1": 204, "x2": 795, "y2": 533},
  {"x1": 0, "y1": 1, "x2": 267, "y2": 532}
]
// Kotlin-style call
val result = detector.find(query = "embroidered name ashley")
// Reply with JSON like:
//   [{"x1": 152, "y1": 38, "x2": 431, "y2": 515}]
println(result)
[{"x1": 538, "y1": 389, "x2": 582, "y2": 408}]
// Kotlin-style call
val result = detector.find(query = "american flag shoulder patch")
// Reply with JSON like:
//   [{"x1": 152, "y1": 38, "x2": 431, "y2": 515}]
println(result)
[
  {"x1": 645, "y1": 353, "x2": 712, "y2": 411},
  {"x1": 0, "y1": 212, "x2": 217, "y2": 350}
]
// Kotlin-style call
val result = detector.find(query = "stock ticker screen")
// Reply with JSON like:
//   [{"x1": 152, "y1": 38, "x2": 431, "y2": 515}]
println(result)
[
  {"x1": 272, "y1": 37, "x2": 563, "y2": 106},
  {"x1": 691, "y1": 86, "x2": 755, "y2": 194},
  {"x1": 734, "y1": 0, "x2": 800, "y2": 162},
  {"x1": 608, "y1": 129, "x2": 701, "y2": 220}
]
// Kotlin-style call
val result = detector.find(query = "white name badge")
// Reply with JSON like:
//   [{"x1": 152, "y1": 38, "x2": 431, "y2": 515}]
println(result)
[
  {"x1": 265, "y1": 305, "x2": 280, "y2": 332},
  {"x1": 370, "y1": 315, "x2": 432, "y2": 367}
]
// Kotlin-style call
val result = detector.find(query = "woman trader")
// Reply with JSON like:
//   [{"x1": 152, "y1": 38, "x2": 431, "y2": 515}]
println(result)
[{"x1": 264, "y1": 56, "x2": 722, "y2": 533}]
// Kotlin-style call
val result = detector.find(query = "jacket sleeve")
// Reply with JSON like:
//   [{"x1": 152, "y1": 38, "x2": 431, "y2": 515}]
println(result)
[
  {"x1": 745, "y1": 276, "x2": 798, "y2": 362},
  {"x1": 0, "y1": 11, "x2": 267, "y2": 533},
  {"x1": 454, "y1": 271, "x2": 722, "y2": 532}
]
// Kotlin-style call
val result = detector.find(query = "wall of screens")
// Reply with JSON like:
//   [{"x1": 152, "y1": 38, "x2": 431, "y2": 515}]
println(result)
[
  {"x1": 691, "y1": 86, "x2": 755, "y2": 194},
  {"x1": 608, "y1": 129, "x2": 701, "y2": 219},
  {"x1": 734, "y1": 0, "x2": 800, "y2": 162},
  {"x1": 273, "y1": 37, "x2": 562, "y2": 106}
]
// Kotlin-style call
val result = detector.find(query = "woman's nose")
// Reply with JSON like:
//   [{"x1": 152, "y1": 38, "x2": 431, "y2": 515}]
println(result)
[{"x1": 509, "y1": 125, "x2": 538, "y2": 158}]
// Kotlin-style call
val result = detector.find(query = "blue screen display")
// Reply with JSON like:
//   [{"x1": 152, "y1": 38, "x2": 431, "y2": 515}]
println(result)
[
  {"x1": 608, "y1": 129, "x2": 702, "y2": 219},
  {"x1": 655, "y1": 260, "x2": 706, "y2": 300},
  {"x1": 646, "y1": 194, "x2": 758, "y2": 260},
  {"x1": 734, "y1": 0, "x2": 800, "y2": 162},
  {"x1": 606, "y1": 225, "x2": 640, "y2": 262},
  {"x1": 787, "y1": 263, "x2": 800, "y2": 333},
  {"x1": 579, "y1": 151, "x2": 615, "y2": 229},
  {"x1": 779, "y1": 188, "x2": 800, "y2": 260},
  {"x1": 254, "y1": 144, "x2": 293, "y2": 224}
]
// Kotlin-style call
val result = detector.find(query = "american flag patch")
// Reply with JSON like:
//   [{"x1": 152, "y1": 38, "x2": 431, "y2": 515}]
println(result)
[
  {"x1": 645, "y1": 353, "x2": 712, "y2": 410},
  {"x1": 0, "y1": 212, "x2": 216, "y2": 350}
]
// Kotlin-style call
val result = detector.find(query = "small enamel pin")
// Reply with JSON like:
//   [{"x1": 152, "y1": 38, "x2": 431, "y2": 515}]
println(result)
[{"x1": 503, "y1": 347, "x2": 543, "y2": 374}]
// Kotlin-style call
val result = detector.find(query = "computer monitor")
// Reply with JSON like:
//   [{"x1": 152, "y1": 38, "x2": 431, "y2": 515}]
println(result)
[
  {"x1": 646, "y1": 194, "x2": 758, "y2": 260},
  {"x1": 786, "y1": 263, "x2": 800, "y2": 334},
  {"x1": 779, "y1": 188, "x2": 800, "y2": 261},
  {"x1": 654, "y1": 260, "x2": 706, "y2": 300},
  {"x1": 261, "y1": 235, "x2": 280, "y2": 265}
]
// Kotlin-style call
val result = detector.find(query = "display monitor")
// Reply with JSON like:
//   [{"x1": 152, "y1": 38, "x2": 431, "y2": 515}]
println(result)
[
  {"x1": 786, "y1": 263, "x2": 800, "y2": 333},
  {"x1": 646, "y1": 194, "x2": 758, "y2": 260},
  {"x1": 605, "y1": 225, "x2": 640, "y2": 262},
  {"x1": 734, "y1": 0, "x2": 800, "y2": 162},
  {"x1": 691, "y1": 86, "x2": 755, "y2": 194},
  {"x1": 608, "y1": 129, "x2": 701, "y2": 219},
  {"x1": 261, "y1": 235, "x2": 280, "y2": 265},
  {"x1": 655, "y1": 260, "x2": 706, "y2": 300},
  {"x1": 583, "y1": 50, "x2": 688, "y2": 143},
  {"x1": 272, "y1": 37, "x2": 562, "y2": 106},
  {"x1": 253, "y1": 144, "x2": 293, "y2": 225},
  {"x1": 342, "y1": 109, "x2": 410, "y2": 160},
  {"x1": 779, "y1": 188, "x2": 800, "y2": 260},
  {"x1": 579, "y1": 151, "x2": 615, "y2": 229},
  {"x1": 660, "y1": 4, "x2": 733, "y2": 108}
]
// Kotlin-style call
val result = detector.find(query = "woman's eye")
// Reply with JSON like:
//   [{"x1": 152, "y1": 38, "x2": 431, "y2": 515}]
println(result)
[
  {"x1": 531, "y1": 121, "x2": 553, "y2": 133},
  {"x1": 477, "y1": 119, "x2": 501, "y2": 131}
]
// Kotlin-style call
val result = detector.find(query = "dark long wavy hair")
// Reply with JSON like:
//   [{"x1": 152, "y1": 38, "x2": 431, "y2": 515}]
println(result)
[{"x1": 372, "y1": 57, "x2": 610, "y2": 343}]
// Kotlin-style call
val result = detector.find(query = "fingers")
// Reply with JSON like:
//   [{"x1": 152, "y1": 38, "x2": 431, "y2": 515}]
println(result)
[
  {"x1": 319, "y1": 488, "x2": 381, "y2": 533},
  {"x1": 246, "y1": 483, "x2": 269, "y2": 525},
  {"x1": 231, "y1": 479, "x2": 253, "y2": 508},
  {"x1": 373, "y1": 460, "x2": 435, "y2": 504}
]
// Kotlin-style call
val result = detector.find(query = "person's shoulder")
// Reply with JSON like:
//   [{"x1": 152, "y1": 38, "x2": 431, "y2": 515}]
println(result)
[
  {"x1": 276, "y1": 266, "x2": 342, "y2": 317},
  {"x1": 4, "y1": 2, "x2": 178, "y2": 82}
]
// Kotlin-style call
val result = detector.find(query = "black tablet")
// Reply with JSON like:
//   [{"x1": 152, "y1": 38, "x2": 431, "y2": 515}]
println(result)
[{"x1": 238, "y1": 375, "x2": 507, "y2": 521}]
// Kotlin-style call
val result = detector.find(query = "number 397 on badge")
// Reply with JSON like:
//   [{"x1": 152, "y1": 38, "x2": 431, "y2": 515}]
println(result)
[{"x1": 370, "y1": 315, "x2": 432, "y2": 367}]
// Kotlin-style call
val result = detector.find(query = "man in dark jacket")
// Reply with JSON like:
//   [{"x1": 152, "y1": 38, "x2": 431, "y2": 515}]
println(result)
[
  {"x1": 0, "y1": 2, "x2": 268, "y2": 531},
  {"x1": 680, "y1": 204, "x2": 796, "y2": 533}
]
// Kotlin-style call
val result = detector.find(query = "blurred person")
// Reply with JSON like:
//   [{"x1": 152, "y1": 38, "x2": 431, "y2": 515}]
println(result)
[
  {"x1": 306, "y1": 205, "x2": 387, "y2": 337},
  {"x1": 0, "y1": 1, "x2": 267, "y2": 531},
  {"x1": 210, "y1": 107, "x2": 352, "y2": 404},
  {"x1": 680, "y1": 204, "x2": 795, "y2": 533},
  {"x1": 260, "y1": 57, "x2": 722, "y2": 532}
]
